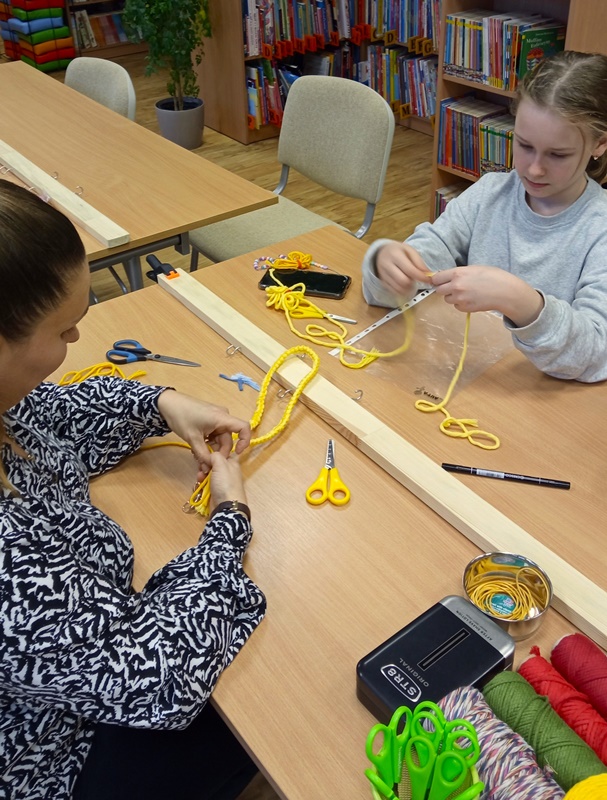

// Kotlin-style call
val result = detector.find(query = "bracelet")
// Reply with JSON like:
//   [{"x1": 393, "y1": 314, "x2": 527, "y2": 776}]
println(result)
[{"x1": 209, "y1": 500, "x2": 251, "y2": 523}]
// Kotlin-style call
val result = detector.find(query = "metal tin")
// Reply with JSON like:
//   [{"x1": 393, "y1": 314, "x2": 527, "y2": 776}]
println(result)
[{"x1": 462, "y1": 552, "x2": 553, "y2": 641}]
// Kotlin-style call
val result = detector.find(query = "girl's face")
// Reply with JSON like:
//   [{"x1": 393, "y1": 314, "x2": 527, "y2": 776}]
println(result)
[
  {"x1": 513, "y1": 98, "x2": 607, "y2": 215},
  {"x1": 0, "y1": 263, "x2": 90, "y2": 413}
]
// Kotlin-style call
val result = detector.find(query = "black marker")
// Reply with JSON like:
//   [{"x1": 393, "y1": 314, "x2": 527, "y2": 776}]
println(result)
[{"x1": 441, "y1": 463, "x2": 570, "y2": 490}]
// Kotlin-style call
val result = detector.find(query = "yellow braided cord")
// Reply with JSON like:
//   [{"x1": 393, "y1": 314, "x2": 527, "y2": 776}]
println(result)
[
  {"x1": 414, "y1": 314, "x2": 500, "y2": 449},
  {"x1": 264, "y1": 269, "x2": 412, "y2": 369},
  {"x1": 187, "y1": 345, "x2": 320, "y2": 516},
  {"x1": 58, "y1": 362, "x2": 147, "y2": 385}
]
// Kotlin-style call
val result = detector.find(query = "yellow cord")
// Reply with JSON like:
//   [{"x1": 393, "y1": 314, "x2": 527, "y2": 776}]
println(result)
[
  {"x1": 59, "y1": 361, "x2": 147, "y2": 385},
  {"x1": 466, "y1": 566, "x2": 551, "y2": 620},
  {"x1": 414, "y1": 314, "x2": 500, "y2": 450},
  {"x1": 184, "y1": 345, "x2": 320, "y2": 516},
  {"x1": 264, "y1": 270, "x2": 499, "y2": 448},
  {"x1": 264, "y1": 269, "x2": 413, "y2": 369}
]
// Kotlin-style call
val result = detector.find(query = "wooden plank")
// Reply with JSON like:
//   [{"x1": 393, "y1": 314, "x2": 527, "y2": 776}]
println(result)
[
  {"x1": 0, "y1": 138, "x2": 130, "y2": 248},
  {"x1": 159, "y1": 268, "x2": 607, "y2": 649}
]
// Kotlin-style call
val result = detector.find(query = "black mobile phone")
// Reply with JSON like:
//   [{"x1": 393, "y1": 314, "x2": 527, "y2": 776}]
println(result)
[{"x1": 258, "y1": 269, "x2": 351, "y2": 299}]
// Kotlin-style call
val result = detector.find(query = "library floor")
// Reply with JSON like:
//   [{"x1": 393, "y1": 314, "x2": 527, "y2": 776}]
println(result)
[{"x1": 18, "y1": 52, "x2": 433, "y2": 799}]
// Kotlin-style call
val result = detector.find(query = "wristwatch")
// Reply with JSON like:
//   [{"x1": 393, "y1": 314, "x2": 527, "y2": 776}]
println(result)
[{"x1": 209, "y1": 500, "x2": 251, "y2": 523}]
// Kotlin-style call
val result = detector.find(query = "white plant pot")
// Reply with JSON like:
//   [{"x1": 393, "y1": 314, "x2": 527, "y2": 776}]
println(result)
[{"x1": 155, "y1": 96, "x2": 204, "y2": 150}]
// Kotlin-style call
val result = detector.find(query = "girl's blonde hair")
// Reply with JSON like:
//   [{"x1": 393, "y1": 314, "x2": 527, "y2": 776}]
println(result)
[
  {"x1": 0, "y1": 181, "x2": 86, "y2": 493},
  {"x1": 511, "y1": 50, "x2": 607, "y2": 184}
]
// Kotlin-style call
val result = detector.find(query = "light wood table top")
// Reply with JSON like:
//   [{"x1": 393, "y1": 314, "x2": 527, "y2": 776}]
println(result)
[
  {"x1": 0, "y1": 61, "x2": 277, "y2": 262},
  {"x1": 50, "y1": 278, "x2": 579, "y2": 800},
  {"x1": 194, "y1": 226, "x2": 607, "y2": 597}
]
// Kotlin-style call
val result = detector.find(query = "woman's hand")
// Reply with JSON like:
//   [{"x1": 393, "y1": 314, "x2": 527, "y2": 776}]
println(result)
[
  {"x1": 429, "y1": 266, "x2": 544, "y2": 327},
  {"x1": 209, "y1": 451, "x2": 247, "y2": 507},
  {"x1": 157, "y1": 390, "x2": 251, "y2": 476},
  {"x1": 375, "y1": 242, "x2": 432, "y2": 296}
]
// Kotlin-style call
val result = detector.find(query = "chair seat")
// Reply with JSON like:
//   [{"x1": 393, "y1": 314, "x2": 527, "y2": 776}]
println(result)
[{"x1": 188, "y1": 195, "x2": 346, "y2": 263}]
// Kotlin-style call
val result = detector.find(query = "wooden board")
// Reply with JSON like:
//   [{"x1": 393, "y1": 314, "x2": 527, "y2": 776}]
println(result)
[
  {"x1": 0, "y1": 138, "x2": 130, "y2": 248},
  {"x1": 159, "y1": 268, "x2": 607, "y2": 649}
]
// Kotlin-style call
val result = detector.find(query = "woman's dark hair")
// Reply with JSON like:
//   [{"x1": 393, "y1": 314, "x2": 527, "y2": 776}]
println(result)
[
  {"x1": 511, "y1": 50, "x2": 607, "y2": 184},
  {"x1": 0, "y1": 180, "x2": 86, "y2": 341}
]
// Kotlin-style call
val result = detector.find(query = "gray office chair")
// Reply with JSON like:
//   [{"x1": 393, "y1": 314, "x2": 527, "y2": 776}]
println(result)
[
  {"x1": 65, "y1": 57, "x2": 136, "y2": 120},
  {"x1": 189, "y1": 75, "x2": 395, "y2": 270}
]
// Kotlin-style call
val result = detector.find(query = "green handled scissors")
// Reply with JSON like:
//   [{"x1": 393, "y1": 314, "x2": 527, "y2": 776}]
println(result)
[
  {"x1": 402, "y1": 735, "x2": 437, "y2": 800},
  {"x1": 305, "y1": 439, "x2": 351, "y2": 506},
  {"x1": 426, "y1": 750, "x2": 484, "y2": 800},
  {"x1": 366, "y1": 706, "x2": 412, "y2": 788},
  {"x1": 365, "y1": 768, "x2": 398, "y2": 800}
]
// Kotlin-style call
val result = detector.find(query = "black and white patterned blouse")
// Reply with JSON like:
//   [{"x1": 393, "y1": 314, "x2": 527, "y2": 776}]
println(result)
[{"x1": 0, "y1": 377, "x2": 266, "y2": 799}]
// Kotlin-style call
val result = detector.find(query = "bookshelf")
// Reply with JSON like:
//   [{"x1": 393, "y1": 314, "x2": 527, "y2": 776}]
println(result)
[
  {"x1": 67, "y1": 0, "x2": 145, "y2": 58},
  {"x1": 196, "y1": 0, "x2": 441, "y2": 145},
  {"x1": 430, "y1": 0, "x2": 607, "y2": 219}
]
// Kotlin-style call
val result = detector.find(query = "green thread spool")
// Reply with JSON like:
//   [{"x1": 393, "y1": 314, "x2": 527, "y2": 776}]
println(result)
[{"x1": 483, "y1": 672, "x2": 606, "y2": 792}]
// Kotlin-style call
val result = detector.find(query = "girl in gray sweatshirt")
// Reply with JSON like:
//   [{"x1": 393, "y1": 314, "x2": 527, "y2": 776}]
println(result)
[{"x1": 362, "y1": 51, "x2": 607, "y2": 383}]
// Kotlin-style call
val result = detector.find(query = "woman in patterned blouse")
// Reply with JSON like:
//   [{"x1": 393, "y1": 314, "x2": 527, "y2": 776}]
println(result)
[{"x1": 0, "y1": 181, "x2": 266, "y2": 799}]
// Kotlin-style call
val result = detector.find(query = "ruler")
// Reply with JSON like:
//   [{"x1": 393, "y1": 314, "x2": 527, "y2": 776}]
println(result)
[{"x1": 329, "y1": 287, "x2": 435, "y2": 356}]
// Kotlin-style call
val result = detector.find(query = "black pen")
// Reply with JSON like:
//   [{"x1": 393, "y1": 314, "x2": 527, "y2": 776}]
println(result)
[{"x1": 441, "y1": 463, "x2": 571, "y2": 490}]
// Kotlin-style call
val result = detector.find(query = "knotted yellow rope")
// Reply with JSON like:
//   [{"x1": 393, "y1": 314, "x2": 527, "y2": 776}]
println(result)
[
  {"x1": 264, "y1": 270, "x2": 413, "y2": 369},
  {"x1": 183, "y1": 345, "x2": 320, "y2": 516},
  {"x1": 263, "y1": 269, "x2": 499, "y2": 448},
  {"x1": 414, "y1": 314, "x2": 500, "y2": 450}
]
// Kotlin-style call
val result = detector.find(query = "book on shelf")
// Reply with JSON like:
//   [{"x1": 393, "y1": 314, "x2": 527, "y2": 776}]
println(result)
[
  {"x1": 444, "y1": 9, "x2": 565, "y2": 91},
  {"x1": 479, "y1": 113, "x2": 514, "y2": 174},
  {"x1": 434, "y1": 183, "x2": 466, "y2": 217},
  {"x1": 438, "y1": 94, "x2": 508, "y2": 177},
  {"x1": 74, "y1": 10, "x2": 96, "y2": 49}
]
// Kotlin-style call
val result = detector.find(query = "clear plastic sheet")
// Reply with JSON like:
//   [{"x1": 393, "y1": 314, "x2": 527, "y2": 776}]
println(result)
[{"x1": 336, "y1": 293, "x2": 513, "y2": 401}]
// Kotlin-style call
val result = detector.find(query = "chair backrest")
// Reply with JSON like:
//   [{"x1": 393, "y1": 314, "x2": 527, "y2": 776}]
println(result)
[
  {"x1": 64, "y1": 57, "x2": 136, "y2": 121},
  {"x1": 277, "y1": 75, "x2": 395, "y2": 206}
]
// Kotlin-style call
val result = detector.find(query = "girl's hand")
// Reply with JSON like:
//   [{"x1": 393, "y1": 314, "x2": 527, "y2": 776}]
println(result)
[
  {"x1": 209, "y1": 451, "x2": 247, "y2": 508},
  {"x1": 157, "y1": 391, "x2": 251, "y2": 475},
  {"x1": 429, "y1": 266, "x2": 544, "y2": 326},
  {"x1": 375, "y1": 242, "x2": 432, "y2": 296}
]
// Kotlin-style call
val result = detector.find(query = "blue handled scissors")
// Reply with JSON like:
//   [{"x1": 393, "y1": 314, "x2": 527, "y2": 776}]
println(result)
[
  {"x1": 366, "y1": 706, "x2": 412, "y2": 788},
  {"x1": 106, "y1": 339, "x2": 201, "y2": 367},
  {"x1": 305, "y1": 439, "x2": 351, "y2": 506}
]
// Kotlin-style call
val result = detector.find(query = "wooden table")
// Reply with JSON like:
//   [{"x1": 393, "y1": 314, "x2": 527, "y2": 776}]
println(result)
[
  {"x1": 194, "y1": 226, "x2": 607, "y2": 599},
  {"x1": 0, "y1": 61, "x2": 277, "y2": 289},
  {"x1": 51, "y1": 273, "x2": 580, "y2": 800}
]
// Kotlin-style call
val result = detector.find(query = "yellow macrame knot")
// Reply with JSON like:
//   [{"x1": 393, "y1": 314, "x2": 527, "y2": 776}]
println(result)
[
  {"x1": 273, "y1": 250, "x2": 314, "y2": 269},
  {"x1": 187, "y1": 345, "x2": 321, "y2": 516}
]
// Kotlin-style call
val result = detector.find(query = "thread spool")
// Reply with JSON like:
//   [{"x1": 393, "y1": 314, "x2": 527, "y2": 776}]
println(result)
[
  {"x1": 439, "y1": 685, "x2": 565, "y2": 799},
  {"x1": 519, "y1": 648, "x2": 607, "y2": 764},
  {"x1": 563, "y1": 774, "x2": 607, "y2": 799},
  {"x1": 483, "y1": 672, "x2": 606, "y2": 791},
  {"x1": 551, "y1": 635, "x2": 607, "y2": 722}
]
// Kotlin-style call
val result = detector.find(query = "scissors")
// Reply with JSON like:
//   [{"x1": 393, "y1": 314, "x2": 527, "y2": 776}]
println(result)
[
  {"x1": 366, "y1": 706, "x2": 412, "y2": 788},
  {"x1": 427, "y1": 751, "x2": 484, "y2": 800},
  {"x1": 106, "y1": 339, "x2": 201, "y2": 367},
  {"x1": 305, "y1": 439, "x2": 351, "y2": 506}
]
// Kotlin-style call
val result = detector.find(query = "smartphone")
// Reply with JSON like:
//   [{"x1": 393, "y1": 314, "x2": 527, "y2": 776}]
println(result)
[{"x1": 258, "y1": 269, "x2": 351, "y2": 299}]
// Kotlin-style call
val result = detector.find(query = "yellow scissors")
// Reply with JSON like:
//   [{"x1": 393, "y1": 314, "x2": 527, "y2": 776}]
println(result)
[{"x1": 305, "y1": 439, "x2": 351, "y2": 506}]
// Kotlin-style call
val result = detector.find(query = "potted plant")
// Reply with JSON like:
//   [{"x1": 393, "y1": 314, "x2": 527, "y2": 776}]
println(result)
[{"x1": 123, "y1": 0, "x2": 212, "y2": 149}]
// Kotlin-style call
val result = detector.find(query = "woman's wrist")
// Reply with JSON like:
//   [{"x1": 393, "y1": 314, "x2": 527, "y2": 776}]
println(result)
[{"x1": 210, "y1": 501, "x2": 251, "y2": 523}]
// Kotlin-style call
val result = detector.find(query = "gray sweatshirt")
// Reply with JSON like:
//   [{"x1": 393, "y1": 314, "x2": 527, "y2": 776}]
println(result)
[{"x1": 362, "y1": 171, "x2": 607, "y2": 382}]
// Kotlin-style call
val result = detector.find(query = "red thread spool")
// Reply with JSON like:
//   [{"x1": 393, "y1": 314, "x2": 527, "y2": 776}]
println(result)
[
  {"x1": 552, "y1": 635, "x2": 607, "y2": 722},
  {"x1": 519, "y1": 648, "x2": 607, "y2": 765}
]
